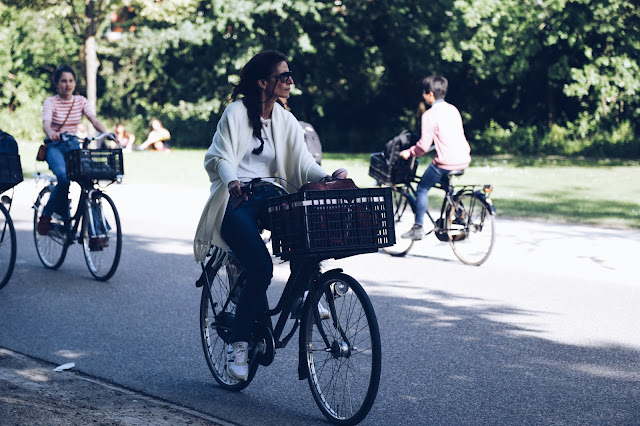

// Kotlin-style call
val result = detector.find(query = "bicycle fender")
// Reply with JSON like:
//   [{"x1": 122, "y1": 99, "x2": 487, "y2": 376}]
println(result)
[
  {"x1": 474, "y1": 190, "x2": 497, "y2": 215},
  {"x1": 319, "y1": 268, "x2": 343, "y2": 276}
]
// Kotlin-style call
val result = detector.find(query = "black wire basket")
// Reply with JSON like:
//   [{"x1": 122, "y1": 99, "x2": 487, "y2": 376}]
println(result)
[
  {"x1": 66, "y1": 149, "x2": 124, "y2": 181},
  {"x1": 0, "y1": 155, "x2": 23, "y2": 193},
  {"x1": 267, "y1": 187, "x2": 395, "y2": 260},
  {"x1": 368, "y1": 152, "x2": 417, "y2": 185}
]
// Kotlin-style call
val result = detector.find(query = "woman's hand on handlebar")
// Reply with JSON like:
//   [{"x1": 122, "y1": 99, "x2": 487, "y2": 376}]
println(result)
[
  {"x1": 228, "y1": 180, "x2": 248, "y2": 200},
  {"x1": 399, "y1": 150, "x2": 411, "y2": 160},
  {"x1": 321, "y1": 168, "x2": 348, "y2": 182},
  {"x1": 47, "y1": 131, "x2": 61, "y2": 141}
]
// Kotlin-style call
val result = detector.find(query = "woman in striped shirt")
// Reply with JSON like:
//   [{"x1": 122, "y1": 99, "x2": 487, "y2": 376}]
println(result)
[{"x1": 37, "y1": 65, "x2": 110, "y2": 236}]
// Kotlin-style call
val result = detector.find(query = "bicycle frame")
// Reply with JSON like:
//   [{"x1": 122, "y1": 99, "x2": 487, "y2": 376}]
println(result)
[
  {"x1": 198, "y1": 179, "x2": 384, "y2": 423},
  {"x1": 55, "y1": 182, "x2": 99, "y2": 246},
  {"x1": 35, "y1": 173, "x2": 113, "y2": 247},
  {"x1": 200, "y1": 252, "x2": 342, "y2": 378},
  {"x1": 393, "y1": 177, "x2": 456, "y2": 228}
]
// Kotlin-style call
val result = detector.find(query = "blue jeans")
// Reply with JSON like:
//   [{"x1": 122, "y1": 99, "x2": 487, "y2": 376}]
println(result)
[
  {"x1": 43, "y1": 138, "x2": 80, "y2": 218},
  {"x1": 414, "y1": 163, "x2": 449, "y2": 226},
  {"x1": 221, "y1": 186, "x2": 281, "y2": 343}
]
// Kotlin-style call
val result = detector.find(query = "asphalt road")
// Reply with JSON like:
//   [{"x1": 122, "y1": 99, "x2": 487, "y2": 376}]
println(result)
[{"x1": 1, "y1": 180, "x2": 639, "y2": 425}]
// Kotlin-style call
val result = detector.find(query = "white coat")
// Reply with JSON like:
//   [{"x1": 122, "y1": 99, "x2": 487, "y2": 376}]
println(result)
[{"x1": 193, "y1": 100, "x2": 326, "y2": 262}]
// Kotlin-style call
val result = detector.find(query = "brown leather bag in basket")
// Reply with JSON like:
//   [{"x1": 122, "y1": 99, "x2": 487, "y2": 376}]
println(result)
[{"x1": 299, "y1": 178, "x2": 359, "y2": 191}]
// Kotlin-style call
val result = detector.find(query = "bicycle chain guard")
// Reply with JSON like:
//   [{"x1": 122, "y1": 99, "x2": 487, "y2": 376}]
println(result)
[{"x1": 252, "y1": 322, "x2": 275, "y2": 367}]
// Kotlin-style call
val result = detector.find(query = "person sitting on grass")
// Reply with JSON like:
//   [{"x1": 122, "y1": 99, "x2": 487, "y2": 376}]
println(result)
[
  {"x1": 115, "y1": 122, "x2": 136, "y2": 152},
  {"x1": 137, "y1": 118, "x2": 171, "y2": 151}
]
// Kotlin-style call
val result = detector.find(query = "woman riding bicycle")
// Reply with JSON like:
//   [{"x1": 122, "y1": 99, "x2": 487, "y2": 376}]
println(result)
[
  {"x1": 193, "y1": 50, "x2": 346, "y2": 381},
  {"x1": 37, "y1": 64, "x2": 111, "y2": 236},
  {"x1": 398, "y1": 75, "x2": 471, "y2": 240}
]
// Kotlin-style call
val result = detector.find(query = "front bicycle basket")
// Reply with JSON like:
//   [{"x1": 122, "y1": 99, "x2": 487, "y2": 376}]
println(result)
[
  {"x1": 267, "y1": 187, "x2": 396, "y2": 259},
  {"x1": 66, "y1": 149, "x2": 124, "y2": 181},
  {"x1": 368, "y1": 152, "x2": 417, "y2": 185},
  {"x1": 0, "y1": 154, "x2": 23, "y2": 193}
]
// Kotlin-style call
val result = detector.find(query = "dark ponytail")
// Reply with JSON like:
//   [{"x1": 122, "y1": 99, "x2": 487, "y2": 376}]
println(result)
[{"x1": 231, "y1": 51, "x2": 288, "y2": 154}]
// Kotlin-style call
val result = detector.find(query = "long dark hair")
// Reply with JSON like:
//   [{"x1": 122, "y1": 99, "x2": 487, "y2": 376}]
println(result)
[{"x1": 231, "y1": 50, "x2": 288, "y2": 154}]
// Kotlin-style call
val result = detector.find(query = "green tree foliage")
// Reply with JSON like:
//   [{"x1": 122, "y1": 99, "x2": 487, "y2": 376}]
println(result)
[
  {"x1": 0, "y1": 0, "x2": 638, "y2": 156},
  {"x1": 0, "y1": 4, "x2": 80, "y2": 139},
  {"x1": 442, "y1": 0, "x2": 640, "y2": 155}
]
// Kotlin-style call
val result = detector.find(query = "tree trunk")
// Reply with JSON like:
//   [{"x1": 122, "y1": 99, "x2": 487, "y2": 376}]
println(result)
[
  {"x1": 85, "y1": 0, "x2": 99, "y2": 134},
  {"x1": 85, "y1": 36, "x2": 99, "y2": 109},
  {"x1": 546, "y1": 79, "x2": 555, "y2": 129}
]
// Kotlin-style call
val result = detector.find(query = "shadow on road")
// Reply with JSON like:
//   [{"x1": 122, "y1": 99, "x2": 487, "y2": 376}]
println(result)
[{"x1": 2, "y1": 220, "x2": 639, "y2": 425}]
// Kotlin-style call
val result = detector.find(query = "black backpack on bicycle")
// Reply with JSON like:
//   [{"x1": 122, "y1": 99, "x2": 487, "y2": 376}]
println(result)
[
  {"x1": 0, "y1": 129, "x2": 18, "y2": 155},
  {"x1": 383, "y1": 129, "x2": 418, "y2": 167}
]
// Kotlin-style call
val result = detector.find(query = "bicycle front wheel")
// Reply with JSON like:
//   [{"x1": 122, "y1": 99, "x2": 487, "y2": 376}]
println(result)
[
  {"x1": 304, "y1": 272, "x2": 381, "y2": 425},
  {"x1": 200, "y1": 252, "x2": 256, "y2": 391},
  {"x1": 81, "y1": 192, "x2": 122, "y2": 281},
  {"x1": 447, "y1": 192, "x2": 495, "y2": 266},
  {"x1": 33, "y1": 186, "x2": 68, "y2": 269},
  {"x1": 382, "y1": 188, "x2": 414, "y2": 256},
  {"x1": 0, "y1": 203, "x2": 17, "y2": 290}
]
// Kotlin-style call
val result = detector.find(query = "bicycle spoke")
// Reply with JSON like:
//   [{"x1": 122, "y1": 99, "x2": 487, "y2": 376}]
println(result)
[
  {"x1": 448, "y1": 192, "x2": 495, "y2": 265},
  {"x1": 383, "y1": 188, "x2": 415, "y2": 256},
  {"x1": 33, "y1": 186, "x2": 68, "y2": 269},
  {"x1": 304, "y1": 273, "x2": 381, "y2": 424},
  {"x1": 200, "y1": 253, "x2": 254, "y2": 390},
  {"x1": 82, "y1": 192, "x2": 122, "y2": 281},
  {"x1": 0, "y1": 205, "x2": 17, "y2": 290}
]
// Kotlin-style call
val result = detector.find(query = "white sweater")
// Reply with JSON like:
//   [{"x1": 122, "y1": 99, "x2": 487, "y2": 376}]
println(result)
[{"x1": 193, "y1": 100, "x2": 327, "y2": 262}]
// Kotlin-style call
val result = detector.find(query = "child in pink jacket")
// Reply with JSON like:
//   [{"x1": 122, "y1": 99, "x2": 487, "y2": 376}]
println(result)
[{"x1": 399, "y1": 75, "x2": 471, "y2": 240}]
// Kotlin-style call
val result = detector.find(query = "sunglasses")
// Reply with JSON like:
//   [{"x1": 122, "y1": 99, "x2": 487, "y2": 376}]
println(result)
[{"x1": 267, "y1": 71, "x2": 293, "y2": 83}]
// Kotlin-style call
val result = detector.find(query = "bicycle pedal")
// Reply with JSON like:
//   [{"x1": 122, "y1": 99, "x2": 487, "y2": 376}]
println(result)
[{"x1": 88, "y1": 237, "x2": 104, "y2": 251}]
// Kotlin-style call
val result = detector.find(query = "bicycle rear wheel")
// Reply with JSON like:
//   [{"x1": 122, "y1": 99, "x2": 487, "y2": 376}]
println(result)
[
  {"x1": 33, "y1": 186, "x2": 68, "y2": 269},
  {"x1": 81, "y1": 192, "x2": 122, "y2": 281},
  {"x1": 304, "y1": 272, "x2": 381, "y2": 425},
  {"x1": 0, "y1": 203, "x2": 17, "y2": 290},
  {"x1": 382, "y1": 188, "x2": 414, "y2": 256},
  {"x1": 200, "y1": 252, "x2": 257, "y2": 391},
  {"x1": 447, "y1": 192, "x2": 495, "y2": 266}
]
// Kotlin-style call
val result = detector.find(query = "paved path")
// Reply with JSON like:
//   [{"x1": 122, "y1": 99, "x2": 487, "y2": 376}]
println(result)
[{"x1": 1, "y1": 180, "x2": 639, "y2": 425}]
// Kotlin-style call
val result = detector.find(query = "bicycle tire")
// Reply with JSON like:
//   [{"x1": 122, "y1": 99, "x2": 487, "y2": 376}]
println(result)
[
  {"x1": 200, "y1": 253, "x2": 258, "y2": 391},
  {"x1": 447, "y1": 192, "x2": 495, "y2": 266},
  {"x1": 303, "y1": 272, "x2": 381, "y2": 425},
  {"x1": 81, "y1": 192, "x2": 122, "y2": 281},
  {"x1": 0, "y1": 203, "x2": 17, "y2": 290},
  {"x1": 382, "y1": 188, "x2": 414, "y2": 256},
  {"x1": 33, "y1": 186, "x2": 68, "y2": 269}
]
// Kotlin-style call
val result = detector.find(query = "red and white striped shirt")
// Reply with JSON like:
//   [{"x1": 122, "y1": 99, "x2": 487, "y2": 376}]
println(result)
[{"x1": 42, "y1": 95, "x2": 96, "y2": 134}]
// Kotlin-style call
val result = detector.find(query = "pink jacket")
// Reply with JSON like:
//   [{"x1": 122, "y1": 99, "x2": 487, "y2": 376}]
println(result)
[{"x1": 408, "y1": 100, "x2": 471, "y2": 171}]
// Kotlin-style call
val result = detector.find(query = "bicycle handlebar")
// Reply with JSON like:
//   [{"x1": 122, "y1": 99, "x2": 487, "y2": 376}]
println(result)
[{"x1": 60, "y1": 132, "x2": 117, "y2": 149}]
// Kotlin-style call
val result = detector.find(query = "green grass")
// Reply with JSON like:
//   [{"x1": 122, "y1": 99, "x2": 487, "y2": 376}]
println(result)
[{"x1": 16, "y1": 141, "x2": 640, "y2": 228}]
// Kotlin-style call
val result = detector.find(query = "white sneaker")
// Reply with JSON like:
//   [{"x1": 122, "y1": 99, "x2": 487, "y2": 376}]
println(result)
[
  {"x1": 227, "y1": 341, "x2": 249, "y2": 381},
  {"x1": 304, "y1": 291, "x2": 331, "y2": 320},
  {"x1": 317, "y1": 300, "x2": 331, "y2": 320},
  {"x1": 401, "y1": 224, "x2": 425, "y2": 240}
]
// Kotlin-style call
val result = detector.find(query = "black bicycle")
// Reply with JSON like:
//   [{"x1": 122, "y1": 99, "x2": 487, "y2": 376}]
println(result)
[
  {"x1": 370, "y1": 152, "x2": 496, "y2": 265},
  {"x1": 0, "y1": 152, "x2": 23, "y2": 290},
  {"x1": 33, "y1": 133, "x2": 124, "y2": 281},
  {"x1": 197, "y1": 179, "x2": 392, "y2": 425}
]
